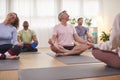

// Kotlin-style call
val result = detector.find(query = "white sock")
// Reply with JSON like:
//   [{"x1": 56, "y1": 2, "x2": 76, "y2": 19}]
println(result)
[{"x1": 4, "y1": 52, "x2": 11, "y2": 57}]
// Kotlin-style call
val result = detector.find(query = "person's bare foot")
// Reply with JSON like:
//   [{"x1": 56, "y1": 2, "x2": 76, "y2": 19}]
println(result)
[
  {"x1": 56, "y1": 53, "x2": 65, "y2": 56},
  {"x1": 53, "y1": 44, "x2": 69, "y2": 53},
  {"x1": 63, "y1": 44, "x2": 90, "y2": 55},
  {"x1": 58, "y1": 45, "x2": 69, "y2": 52},
  {"x1": 6, "y1": 56, "x2": 19, "y2": 60}
]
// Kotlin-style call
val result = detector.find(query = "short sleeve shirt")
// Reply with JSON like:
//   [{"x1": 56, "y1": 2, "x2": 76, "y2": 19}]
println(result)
[
  {"x1": 18, "y1": 29, "x2": 36, "y2": 44},
  {"x1": 53, "y1": 23, "x2": 76, "y2": 46},
  {"x1": 75, "y1": 26, "x2": 88, "y2": 40}
]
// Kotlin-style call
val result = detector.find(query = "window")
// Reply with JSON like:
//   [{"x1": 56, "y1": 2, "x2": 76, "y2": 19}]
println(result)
[
  {"x1": 83, "y1": 0, "x2": 99, "y2": 17},
  {"x1": 61, "y1": 0, "x2": 81, "y2": 17},
  {"x1": 11, "y1": 0, "x2": 34, "y2": 17},
  {"x1": 0, "y1": 0, "x2": 6, "y2": 21},
  {"x1": 0, "y1": 0, "x2": 100, "y2": 47},
  {"x1": 36, "y1": 0, "x2": 55, "y2": 17}
]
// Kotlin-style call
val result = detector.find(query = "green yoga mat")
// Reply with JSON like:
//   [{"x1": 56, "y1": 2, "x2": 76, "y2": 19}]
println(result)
[
  {"x1": 47, "y1": 53, "x2": 100, "y2": 64},
  {"x1": 19, "y1": 64, "x2": 120, "y2": 80}
]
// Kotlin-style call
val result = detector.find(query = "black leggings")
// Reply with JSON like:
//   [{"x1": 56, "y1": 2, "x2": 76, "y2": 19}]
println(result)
[
  {"x1": 0, "y1": 44, "x2": 13, "y2": 54},
  {"x1": 0, "y1": 44, "x2": 21, "y2": 59}
]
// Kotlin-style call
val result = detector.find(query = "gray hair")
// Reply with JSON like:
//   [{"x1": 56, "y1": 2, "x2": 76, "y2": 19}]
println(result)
[{"x1": 58, "y1": 10, "x2": 68, "y2": 21}]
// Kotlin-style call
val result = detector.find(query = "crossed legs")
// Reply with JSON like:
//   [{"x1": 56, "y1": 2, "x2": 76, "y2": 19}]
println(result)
[
  {"x1": 49, "y1": 39, "x2": 90, "y2": 56},
  {"x1": 0, "y1": 44, "x2": 21, "y2": 60},
  {"x1": 92, "y1": 48, "x2": 120, "y2": 69}
]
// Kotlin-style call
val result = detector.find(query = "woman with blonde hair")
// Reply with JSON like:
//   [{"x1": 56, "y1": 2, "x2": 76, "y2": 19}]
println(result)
[{"x1": 0, "y1": 12, "x2": 22, "y2": 60}]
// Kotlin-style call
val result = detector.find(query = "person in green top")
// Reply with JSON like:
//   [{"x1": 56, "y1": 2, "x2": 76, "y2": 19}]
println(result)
[{"x1": 18, "y1": 21, "x2": 38, "y2": 52}]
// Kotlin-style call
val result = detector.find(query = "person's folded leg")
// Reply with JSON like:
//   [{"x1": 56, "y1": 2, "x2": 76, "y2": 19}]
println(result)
[
  {"x1": 92, "y1": 48, "x2": 120, "y2": 69},
  {"x1": 50, "y1": 44, "x2": 69, "y2": 54},
  {"x1": 7, "y1": 45, "x2": 21, "y2": 56},
  {"x1": 0, "y1": 53, "x2": 19, "y2": 60},
  {"x1": 0, "y1": 54, "x2": 6, "y2": 60},
  {"x1": 21, "y1": 43, "x2": 38, "y2": 52},
  {"x1": 0, "y1": 44, "x2": 13, "y2": 54},
  {"x1": 62, "y1": 44, "x2": 90, "y2": 56},
  {"x1": 0, "y1": 45, "x2": 21, "y2": 60}
]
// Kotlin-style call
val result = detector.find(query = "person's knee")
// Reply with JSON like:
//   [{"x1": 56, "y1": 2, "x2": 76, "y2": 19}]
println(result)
[
  {"x1": 50, "y1": 46, "x2": 55, "y2": 50},
  {"x1": 12, "y1": 45, "x2": 21, "y2": 53},
  {"x1": 72, "y1": 45, "x2": 81, "y2": 51},
  {"x1": 7, "y1": 45, "x2": 21, "y2": 56},
  {"x1": 50, "y1": 46, "x2": 58, "y2": 52},
  {"x1": 92, "y1": 48, "x2": 98, "y2": 54},
  {"x1": 92, "y1": 48, "x2": 101, "y2": 59},
  {"x1": 110, "y1": 63, "x2": 120, "y2": 69},
  {"x1": 108, "y1": 59, "x2": 120, "y2": 69},
  {"x1": 74, "y1": 44, "x2": 89, "y2": 51}
]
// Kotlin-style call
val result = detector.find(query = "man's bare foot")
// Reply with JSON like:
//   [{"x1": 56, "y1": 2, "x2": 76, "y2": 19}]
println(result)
[
  {"x1": 63, "y1": 44, "x2": 90, "y2": 55},
  {"x1": 56, "y1": 53, "x2": 65, "y2": 56},
  {"x1": 53, "y1": 44, "x2": 70, "y2": 53},
  {"x1": 58, "y1": 45, "x2": 69, "y2": 52},
  {"x1": 6, "y1": 56, "x2": 19, "y2": 60}
]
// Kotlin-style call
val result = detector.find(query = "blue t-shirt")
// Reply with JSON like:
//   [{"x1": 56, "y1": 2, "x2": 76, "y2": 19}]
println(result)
[
  {"x1": 0, "y1": 23, "x2": 18, "y2": 45},
  {"x1": 75, "y1": 26, "x2": 88, "y2": 40}
]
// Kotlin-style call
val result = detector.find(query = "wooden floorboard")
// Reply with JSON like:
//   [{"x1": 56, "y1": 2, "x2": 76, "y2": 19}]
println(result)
[{"x1": 0, "y1": 70, "x2": 18, "y2": 80}]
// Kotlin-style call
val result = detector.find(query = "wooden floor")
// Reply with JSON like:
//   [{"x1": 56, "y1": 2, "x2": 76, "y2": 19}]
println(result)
[{"x1": 0, "y1": 48, "x2": 120, "y2": 80}]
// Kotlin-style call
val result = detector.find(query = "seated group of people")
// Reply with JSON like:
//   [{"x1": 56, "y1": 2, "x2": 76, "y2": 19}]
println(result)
[
  {"x1": 48, "y1": 11, "x2": 93, "y2": 56},
  {"x1": 0, "y1": 13, "x2": 38, "y2": 60},
  {"x1": 0, "y1": 11, "x2": 120, "y2": 69}
]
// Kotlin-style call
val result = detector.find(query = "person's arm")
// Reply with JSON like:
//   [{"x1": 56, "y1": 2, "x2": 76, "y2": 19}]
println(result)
[
  {"x1": 17, "y1": 31, "x2": 22, "y2": 43},
  {"x1": 33, "y1": 35, "x2": 38, "y2": 43},
  {"x1": 73, "y1": 27, "x2": 87, "y2": 44},
  {"x1": 86, "y1": 32, "x2": 94, "y2": 43},
  {"x1": 48, "y1": 35, "x2": 57, "y2": 46},
  {"x1": 51, "y1": 35, "x2": 57, "y2": 43},
  {"x1": 73, "y1": 33, "x2": 87, "y2": 44},
  {"x1": 48, "y1": 25, "x2": 58, "y2": 45},
  {"x1": 95, "y1": 31, "x2": 118, "y2": 50},
  {"x1": 12, "y1": 28, "x2": 23, "y2": 46},
  {"x1": 31, "y1": 30, "x2": 38, "y2": 43},
  {"x1": 88, "y1": 29, "x2": 118, "y2": 51},
  {"x1": 17, "y1": 36, "x2": 20, "y2": 42},
  {"x1": 12, "y1": 28, "x2": 19, "y2": 45}
]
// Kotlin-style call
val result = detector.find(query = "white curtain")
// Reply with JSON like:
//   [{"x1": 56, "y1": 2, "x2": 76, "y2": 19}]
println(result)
[
  {"x1": 0, "y1": 0, "x2": 7, "y2": 21},
  {"x1": 0, "y1": 0, "x2": 100, "y2": 47}
]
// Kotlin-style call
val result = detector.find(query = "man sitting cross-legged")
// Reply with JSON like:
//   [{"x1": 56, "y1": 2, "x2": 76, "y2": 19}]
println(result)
[
  {"x1": 18, "y1": 21, "x2": 38, "y2": 52},
  {"x1": 48, "y1": 11, "x2": 91, "y2": 56}
]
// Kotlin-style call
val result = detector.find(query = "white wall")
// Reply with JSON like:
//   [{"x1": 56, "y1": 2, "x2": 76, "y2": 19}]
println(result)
[
  {"x1": 96, "y1": 0, "x2": 120, "y2": 42},
  {"x1": 99, "y1": 0, "x2": 120, "y2": 33}
]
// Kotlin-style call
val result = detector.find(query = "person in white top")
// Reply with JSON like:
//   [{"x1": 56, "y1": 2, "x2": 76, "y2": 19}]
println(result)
[
  {"x1": 48, "y1": 11, "x2": 90, "y2": 56},
  {"x1": 88, "y1": 13, "x2": 120, "y2": 68}
]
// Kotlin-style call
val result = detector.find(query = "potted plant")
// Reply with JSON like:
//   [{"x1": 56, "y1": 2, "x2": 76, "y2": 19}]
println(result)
[
  {"x1": 85, "y1": 18, "x2": 92, "y2": 27},
  {"x1": 69, "y1": 18, "x2": 77, "y2": 25},
  {"x1": 100, "y1": 31, "x2": 110, "y2": 42}
]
